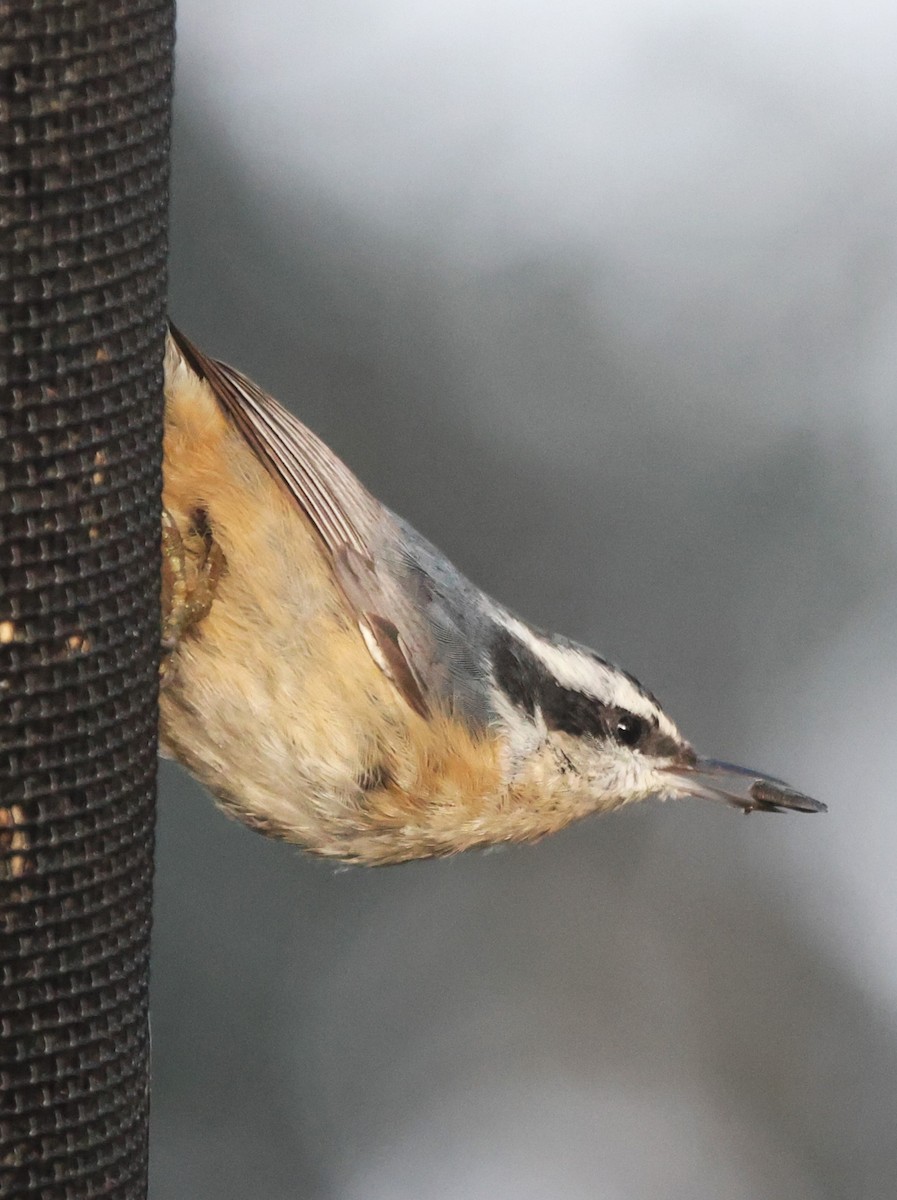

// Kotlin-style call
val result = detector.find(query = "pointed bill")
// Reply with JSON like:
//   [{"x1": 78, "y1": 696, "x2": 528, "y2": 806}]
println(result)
[{"x1": 662, "y1": 757, "x2": 826, "y2": 814}]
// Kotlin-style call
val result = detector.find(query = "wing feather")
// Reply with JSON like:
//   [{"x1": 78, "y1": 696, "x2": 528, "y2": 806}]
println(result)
[
  {"x1": 167, "y1": 323, "x2": 435, "y2": 718},
  {"x1": 168, "y1": 323, "x2": 379, "y2": 556}
]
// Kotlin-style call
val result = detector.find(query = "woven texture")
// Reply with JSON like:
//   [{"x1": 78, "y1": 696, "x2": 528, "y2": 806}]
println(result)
[{"x1": 1, "y1": 2, "x2": 173, "y2": 1195}]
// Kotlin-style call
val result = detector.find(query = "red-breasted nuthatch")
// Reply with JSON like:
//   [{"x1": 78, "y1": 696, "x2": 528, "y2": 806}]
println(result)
[{"x1": 159, "y1": 325, "x2": 825, "y2": 866}]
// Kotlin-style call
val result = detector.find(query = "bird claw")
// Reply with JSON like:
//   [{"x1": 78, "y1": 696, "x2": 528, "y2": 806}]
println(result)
[{"x1": 160, "y1": 507, "x2": 225, "y2": 675}]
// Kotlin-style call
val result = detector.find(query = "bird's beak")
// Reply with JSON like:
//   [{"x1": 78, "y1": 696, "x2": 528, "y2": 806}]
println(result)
[{"x1": 661, "y1": 756, "x2": 826, "y2": 814}]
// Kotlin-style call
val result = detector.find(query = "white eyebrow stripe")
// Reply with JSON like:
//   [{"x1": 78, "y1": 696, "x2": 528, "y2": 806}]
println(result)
[{"x1": 498, "y1": 614, "x2": 681, "y2": 742}]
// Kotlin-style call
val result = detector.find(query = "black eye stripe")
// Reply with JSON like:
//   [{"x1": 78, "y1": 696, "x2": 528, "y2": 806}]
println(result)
[
  {"x1": 492, "y1": 630, "x2": 598, "y2": 732},
  {"x1": 541, "y1": 681, "x2": 607, "y2": 740},
  {"x1": 490, "y1": 629, "x2": 673, "y2": 751},
  {"x1": 490, "y1": 630, "x2": 540, "y2": 718},
  {"x1": 643, "y1": 732, "x2": 682, "y2": 758}
]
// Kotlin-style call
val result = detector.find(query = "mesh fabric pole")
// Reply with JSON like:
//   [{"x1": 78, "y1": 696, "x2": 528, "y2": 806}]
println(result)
[{"x1": 1, "y1": 2, "x2": 173, "y2": 1195}]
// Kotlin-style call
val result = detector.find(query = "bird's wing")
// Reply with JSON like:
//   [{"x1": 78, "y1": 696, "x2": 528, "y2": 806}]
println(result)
[{"x1": 167, "y1": 323, "x2": 436, "y2": 718}]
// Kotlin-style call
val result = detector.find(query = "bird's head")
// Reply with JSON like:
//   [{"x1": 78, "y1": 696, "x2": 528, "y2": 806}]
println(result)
[{"x1": 488, "y1": 615, "x2": 824, "y2": 821}]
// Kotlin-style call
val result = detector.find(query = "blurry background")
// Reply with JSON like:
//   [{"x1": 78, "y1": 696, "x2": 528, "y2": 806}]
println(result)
[{"x1": 151, "y1": 3, "x2": 897, "y2": 1196}]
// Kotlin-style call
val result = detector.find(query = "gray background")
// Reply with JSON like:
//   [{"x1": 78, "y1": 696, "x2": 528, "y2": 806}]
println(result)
[{"x1": 151, "y1": 3, "x2": 897, "y2": 1196}]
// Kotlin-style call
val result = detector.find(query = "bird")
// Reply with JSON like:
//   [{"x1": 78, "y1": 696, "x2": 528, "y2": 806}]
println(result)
[{"x1": 159, "y1": 324, "x2": 825, "y2": 866}]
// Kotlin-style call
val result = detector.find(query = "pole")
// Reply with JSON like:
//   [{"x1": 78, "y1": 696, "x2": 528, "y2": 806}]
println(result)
[{"x1": 1, "y1": 2, "x2": 174, "y2": 1195}]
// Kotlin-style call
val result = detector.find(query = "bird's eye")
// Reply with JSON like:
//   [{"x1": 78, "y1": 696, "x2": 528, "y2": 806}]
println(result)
[{"x1": 614, "y1": 712, "x2": 646, "y2": 747}]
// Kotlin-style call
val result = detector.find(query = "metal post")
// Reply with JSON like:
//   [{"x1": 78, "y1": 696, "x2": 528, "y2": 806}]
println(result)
[{"x1": 1, "y1": 2, "x2": 174, "y2": 1195}]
